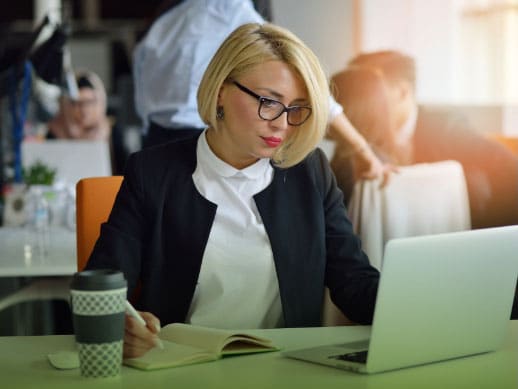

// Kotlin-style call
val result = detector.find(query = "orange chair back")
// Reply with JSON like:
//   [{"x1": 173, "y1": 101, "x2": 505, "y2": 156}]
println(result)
[
  {"x1": 76, "y1": 176, "x2": 123, "y2": 271},
  {"x1": 487, "y1": 133, "x2": 518, "y2": 155}
]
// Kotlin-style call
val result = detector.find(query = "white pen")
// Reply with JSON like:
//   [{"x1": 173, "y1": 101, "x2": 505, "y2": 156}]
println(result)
[
  {"x1": 125, "y1": 300, "x2": 146, "y2": 326},
  {"x1": 125, "y1": 300, "x2": 164, "y2": 349}
]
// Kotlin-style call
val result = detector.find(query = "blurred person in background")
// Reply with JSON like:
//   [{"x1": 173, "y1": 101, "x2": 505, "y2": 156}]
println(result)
[
  {"x1": 331, "y1": 50, "x2": 518, "y2": 230},
  {"x1": 47, "y1": 69, "x2": 111, "y2": 141}
]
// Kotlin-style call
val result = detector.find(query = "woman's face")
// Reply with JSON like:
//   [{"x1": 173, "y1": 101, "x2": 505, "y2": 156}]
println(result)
[
  {"x1": 71, "y1": 87, "x2": 102, "y2": 128},
  {"x1": 207, "y1": 60, "x2": 309, "y2": 169}
]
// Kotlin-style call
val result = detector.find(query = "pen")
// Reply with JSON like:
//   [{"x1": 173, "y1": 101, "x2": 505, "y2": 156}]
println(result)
[
  {"x1": 125, "y1": 300, "x2": 147, "y2": 326},
  {"x1": 125, "y1": 300, "x2": 164, "y2": 349}
]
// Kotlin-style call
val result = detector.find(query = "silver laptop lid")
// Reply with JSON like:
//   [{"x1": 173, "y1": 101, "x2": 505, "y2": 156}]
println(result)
[{"x1": 366, "y1": 226, "x2": 518, "y2": 373}]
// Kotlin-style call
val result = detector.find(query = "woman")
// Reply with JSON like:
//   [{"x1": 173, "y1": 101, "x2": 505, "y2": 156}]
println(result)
[
  {"x1": 47, "y1": 69, "x2": 111, "y2": 141},
  {"x1": 86, "y1": 23, "x2": 380, "y2": 358}
]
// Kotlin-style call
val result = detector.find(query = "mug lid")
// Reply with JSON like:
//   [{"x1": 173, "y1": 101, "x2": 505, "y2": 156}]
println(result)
[{"x1": 71, "y1": 269, "x2": 127, "y2": 291}]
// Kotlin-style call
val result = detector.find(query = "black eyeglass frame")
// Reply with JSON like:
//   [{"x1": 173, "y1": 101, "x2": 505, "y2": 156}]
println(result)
[{"x1": 232, "y1": 81, "x2": 312, "y2": 126}]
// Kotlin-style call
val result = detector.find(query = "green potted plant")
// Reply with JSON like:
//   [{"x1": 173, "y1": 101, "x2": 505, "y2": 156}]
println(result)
[
  {"x1": 23, "y1": 161, "x2": 58, "y2": 227},
  {"x1": 22, "y1": 160, "x2": 57, "y2": 186}
]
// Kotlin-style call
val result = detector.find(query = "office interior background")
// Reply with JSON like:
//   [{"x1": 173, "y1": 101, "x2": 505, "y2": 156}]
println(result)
[
  {"x1": 2, "y1": 0, "x2": 518, "y2": 172},
  {"x1": 1, "y1": 0, "x2": 517, "y2": 334},
  {"x1": 3, "y1": 0, "x2": 518, "y2": 138}
]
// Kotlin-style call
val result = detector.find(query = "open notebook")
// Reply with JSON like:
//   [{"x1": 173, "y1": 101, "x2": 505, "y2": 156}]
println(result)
[
  {"x1": 284, "y1": 226, "x2": 518, "y2": 374},
  {"x1": 124, "y1": 323, "x2": 278, "y2": 370}
]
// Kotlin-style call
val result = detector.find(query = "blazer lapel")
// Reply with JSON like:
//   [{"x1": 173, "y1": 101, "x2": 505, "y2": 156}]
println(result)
[{"x1": 255, "y1": 167, "x2": 325, "y2": 327}]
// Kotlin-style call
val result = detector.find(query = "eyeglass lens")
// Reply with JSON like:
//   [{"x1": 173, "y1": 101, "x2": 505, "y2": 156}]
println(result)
[
  {"x1": 233, "y1": 81, "x2": 311, "y2": 126},
  {"x1": 259, "y1": 99, "x2": 311, "y2": 126}
]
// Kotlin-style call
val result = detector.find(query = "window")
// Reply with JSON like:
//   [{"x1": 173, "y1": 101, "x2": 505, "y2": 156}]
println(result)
[{"x1": 457, "y1": 0, "x2": 518, "y2": 103}]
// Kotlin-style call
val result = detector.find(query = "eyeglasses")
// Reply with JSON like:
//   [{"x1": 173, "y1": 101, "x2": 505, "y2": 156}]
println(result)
[{"x1": 233, "y1": 81, "x2": 312, "y2": 126}]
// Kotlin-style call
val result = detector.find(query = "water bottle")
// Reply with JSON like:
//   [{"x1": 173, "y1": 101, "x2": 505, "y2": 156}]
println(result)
[
  {"x1": 34, "y1": 190, "x2": 50, "y2": 249},
  {"x1": 24, "y1": 186, "x2": 50, "y2": 261}
]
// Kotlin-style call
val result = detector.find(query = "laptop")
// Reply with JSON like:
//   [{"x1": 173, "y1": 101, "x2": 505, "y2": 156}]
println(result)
[
  {"x1": 284, "y1": 226, "x2": 518, "y2": 374},
  {"x1": 22, "y1": 140, "x2": 112, "y2": 186}
]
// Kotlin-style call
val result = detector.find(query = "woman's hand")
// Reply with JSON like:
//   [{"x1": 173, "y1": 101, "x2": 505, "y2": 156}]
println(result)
[
  {"x1": 354, "y1": 144, "x2": 398, "y2": 188},
  {"x1": 123, "y1": 311, "x2": 163, "y2": 358},
  {"x1": 327, "y1": 113, "x2": 398, "y2": 188}
]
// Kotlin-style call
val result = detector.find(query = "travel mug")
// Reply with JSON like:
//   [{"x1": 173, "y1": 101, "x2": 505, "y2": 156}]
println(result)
[{"x1": 70, "y1": 269, "x2": 127, "y2": 378}]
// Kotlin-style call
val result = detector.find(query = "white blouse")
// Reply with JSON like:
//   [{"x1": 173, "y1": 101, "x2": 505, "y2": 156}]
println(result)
[{"x1": 187, "y1": 130, "x2": 283, "y2": 328}]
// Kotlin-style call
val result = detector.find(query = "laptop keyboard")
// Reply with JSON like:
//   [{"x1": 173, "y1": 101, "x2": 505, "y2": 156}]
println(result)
[{"x1": 329, "y1": 350, "x2": 369, "y2": 364}]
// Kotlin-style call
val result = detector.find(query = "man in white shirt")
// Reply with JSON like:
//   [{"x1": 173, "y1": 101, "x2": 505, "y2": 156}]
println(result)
[{"x1": 134, "y1": 0, "x2": 264, "y2": 146}]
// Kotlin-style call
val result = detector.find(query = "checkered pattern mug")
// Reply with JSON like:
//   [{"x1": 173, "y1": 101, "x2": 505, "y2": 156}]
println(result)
[{"x1": 70, "y1": 270, "x2": 127, "y2": 378}]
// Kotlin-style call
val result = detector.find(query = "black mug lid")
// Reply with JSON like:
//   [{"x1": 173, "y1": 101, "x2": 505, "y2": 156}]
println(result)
[{"x1": 71, "y1": 269, "x2": 127, "y2": 291}]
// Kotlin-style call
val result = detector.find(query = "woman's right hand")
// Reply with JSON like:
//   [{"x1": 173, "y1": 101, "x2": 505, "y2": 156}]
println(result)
[{"x1": 123, "y1": 311, "x2": 163, "y2": 358}]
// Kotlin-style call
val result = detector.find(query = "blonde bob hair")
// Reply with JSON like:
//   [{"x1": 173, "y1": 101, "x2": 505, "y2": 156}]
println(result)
[{"x1": 197, "y1": 23, "x2": 330, "y2": 168}]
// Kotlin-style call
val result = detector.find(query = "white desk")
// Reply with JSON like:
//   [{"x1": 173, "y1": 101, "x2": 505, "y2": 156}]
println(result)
[
  {"x1": 0, "y1": 227, "x2": 76, "y2": 329},
  {"x1": 1, "y1": 322, "x2": 517, "y2": 389},
  {"x1": 0, "y1": 227, "x2": 76, "y2": 277}
]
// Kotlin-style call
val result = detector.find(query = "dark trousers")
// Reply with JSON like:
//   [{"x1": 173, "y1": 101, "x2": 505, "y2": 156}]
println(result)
[{"x1": 143, "y1": 121, "x2": 203, "y2": 149}]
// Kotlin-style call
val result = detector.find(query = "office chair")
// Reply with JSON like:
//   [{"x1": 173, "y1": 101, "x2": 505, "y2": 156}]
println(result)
[
  {"x1": 76, "y1": 176, "x2": 123, "y2": 271},
  {"x1": 487, "y1": 133, "x2": 518, "y2": 155},
  {"x1": 76, "y1": 175, "x2": 144, "y2": 305},
  {"x1": 348, "y1": 160, "x2": 471, "y2": 270},
  {"x1": 322, "y1": 160, "x2": 472, "y2": 327}
]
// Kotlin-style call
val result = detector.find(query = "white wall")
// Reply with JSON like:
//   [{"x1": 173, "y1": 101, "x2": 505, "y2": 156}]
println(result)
[
  {"x1": 271, "y1": 0, "x2": 457, "y2": 104},
  {"x1": 361, "y1": 0, "x2": 458, "y2": 104},
  {"x1": 271, "y1": 0, "x2": 354, "y2": 77},
  {"x1": 359, "y1": 0, "x2": 518, "y2": 132},
  {"x1": 271, "y1": 1, "x2": 517, "y2": 132},
  {"x1": 68, "y1": 38, "x2": 113, "y2": 93}
]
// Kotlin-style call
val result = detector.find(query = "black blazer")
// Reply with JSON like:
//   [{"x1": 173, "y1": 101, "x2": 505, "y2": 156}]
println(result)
[{"x1": 86, "y1": 135, "x2": 379, "y2": 327}]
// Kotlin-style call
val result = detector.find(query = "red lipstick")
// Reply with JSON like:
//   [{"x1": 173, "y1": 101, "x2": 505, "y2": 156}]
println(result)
[{"x1": 262, "y1": 136, "x2": 282, "y2": 148}]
